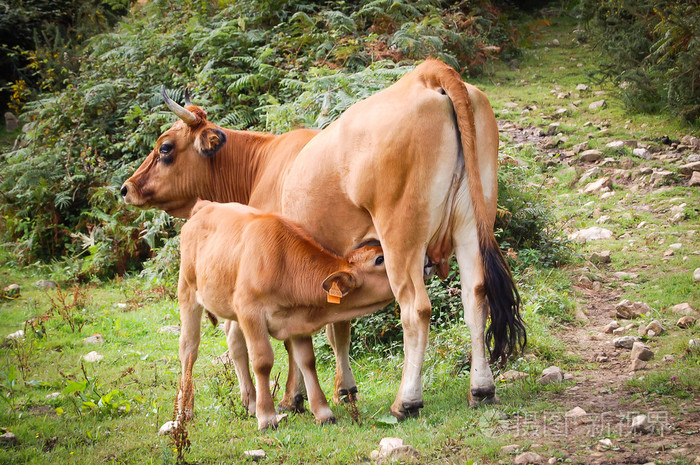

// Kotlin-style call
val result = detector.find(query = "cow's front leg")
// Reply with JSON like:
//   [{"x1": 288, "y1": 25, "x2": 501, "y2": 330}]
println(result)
[
  {"x1": 290, "y1": 336, "x2": 335, "y2": 424},
  {"x1": 326, "y1": 321, "x2": 358, "y2": 403}
]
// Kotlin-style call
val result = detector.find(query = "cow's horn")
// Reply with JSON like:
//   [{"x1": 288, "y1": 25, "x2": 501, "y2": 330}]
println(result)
[
  {"x1": 184, "y1": 88, "x2": 192, "y2": 106},
  {"x1": 161, "y1": 85, "x2": 199, "y2": 126}
]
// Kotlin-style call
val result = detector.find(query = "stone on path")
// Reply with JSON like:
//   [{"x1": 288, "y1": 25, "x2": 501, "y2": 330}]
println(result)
[
  {"x1": 590, "y1": 250, "x2": 611, "y2": 264},
  {"x1": 589, "y1": 100, "x2": 606, "y2": 110},
  {"x1": 690, "y1": 171, "x2": 700, "y2": 186},
  {"x1": 514, "y1": 451, "x2": 544, "y2": 465},
  {"x1": 615, "y1": 299, "x2": 651, "y2": 319},
  {"x1": 606, "y1": 140, "x2": 637, "y2": 149},
  {"x1": 602, "y1": 321, "x2": 619, "y2": 334},
  {"x1": 537, "y1": 366, "x2": 564, "y2": 385},
  {"x1": 631, "y1": 414, "x2": 651, "y2": 434},
  {"x1": 582, "y1": 177, "x2": 611, "y2": 194},
  {"x1": 668, "y1": 302, "x2": 695, "y2": 315},
  {"x1": 569, "y1": 227, "x2": 613, "y2": 243},
  {"x1": 644, "y1": 320, "x2": 665, "y2": 336},
  {"x1": 576, "y1": 83, "x2": 588, "y2": 91},
  {"x1": 565, "y1": 406, "x2": 587, "y2": 418},
  {"x1": 631, "y1": 341, "x2": 654, "y2": 361},
  {"x1": 613, "y1": 336, "x2": 639, "y2": 349},
  {"x1": 500, "y1": 444, "x2": 521, "y2": 454},
  {"x1": 370, "y1": 437, "x2": 419, "y2": 462},
  {"x1": 679, "y1": 161, "x2": 700, "y2": 174},
  {"x1": 632, "y1": 147, "x2": 652, "y2": 159}
]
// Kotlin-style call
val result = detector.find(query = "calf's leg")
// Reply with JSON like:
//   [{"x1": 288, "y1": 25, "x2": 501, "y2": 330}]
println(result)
[
  {"x1": 289, "y1": 336, "x2": 335, "y2": 424},
  {"x1": 225, "y1": 320, "x2": 257, "y2": 415},
  {"x1": 178, "y1": 287, "x2": 203, "y2": 419},
  {"x1": 238, "y1": 315, "x2": 278, "y2": 430}
]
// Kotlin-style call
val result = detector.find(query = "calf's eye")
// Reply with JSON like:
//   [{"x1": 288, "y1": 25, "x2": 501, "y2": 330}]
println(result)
[
  {"x1": 159, "y1": 143, "x2": 173, "y2": 154},
  {"x1": 375, "y1": 256, "x2": 384, "y2": 266}
]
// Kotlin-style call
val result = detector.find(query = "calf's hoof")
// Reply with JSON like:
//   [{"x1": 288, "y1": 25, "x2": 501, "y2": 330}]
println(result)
[
  {"x1": 390, "y1": 400, "x2": 423, "y2": 420},
  {"x1": 318, "y1": 415, "x2": 337, "y2": 426},
  {"x1": 277, "y1": 393, "x2": 305, "y2": 414},
  {"x1": 335, "y1": 386, "x2": 358, "y2": 404},
  {"x1": 468, "y1": 387, "x2": 499, "y2": 407}
]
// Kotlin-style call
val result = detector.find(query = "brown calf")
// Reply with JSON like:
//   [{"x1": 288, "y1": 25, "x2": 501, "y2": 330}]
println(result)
[{"x1": 178, "y1": 200, "x2": 392, "y2": 430}]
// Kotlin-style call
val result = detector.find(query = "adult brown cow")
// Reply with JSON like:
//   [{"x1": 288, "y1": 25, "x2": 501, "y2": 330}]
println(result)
[{"x1": 122, "y1": 59, "x2": 526, "y2": 419}]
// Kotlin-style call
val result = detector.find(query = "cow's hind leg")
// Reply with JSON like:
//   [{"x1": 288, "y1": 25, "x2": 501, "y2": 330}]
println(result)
[
  {"x1": 225, "y1": 320, "x2": 257, "y2": 415},
  {"x1": 290, "y1": 336, "x2": 335, "y2": 424},
  {"x1": 277, "y1": 340, "x2": 307, "y2": 414},
  {"x1": 326, "y1": 321, "x2": 357, "y2": 404},
  {"x1": 454, "y1": 231, "x2": 497, "y2": 405}
]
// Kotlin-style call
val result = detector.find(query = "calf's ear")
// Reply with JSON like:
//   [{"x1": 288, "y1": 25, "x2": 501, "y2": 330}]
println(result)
[
  {"x1": 322, "y1": 271, "x2": 357, "y2": 297},
  {"x1": 195, "y1": 128, "x2": 227, "y2": 157}
]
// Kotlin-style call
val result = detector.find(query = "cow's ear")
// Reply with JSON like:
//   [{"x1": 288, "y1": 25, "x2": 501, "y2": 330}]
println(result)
[
  {"x1": 322, "y1": 271, "x2": 357, "y2": 297},
  {"x1": 195, "y1": 128, "x2": 226, "y2": 157}
]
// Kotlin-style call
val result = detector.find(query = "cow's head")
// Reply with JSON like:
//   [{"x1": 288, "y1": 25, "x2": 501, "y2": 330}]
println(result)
[
  {"x1": 120, "y1": 87, "x2": 227, "y2": 218},
  {"x1": 322, "y1": 245, "x2": 393, "y2": 304}
]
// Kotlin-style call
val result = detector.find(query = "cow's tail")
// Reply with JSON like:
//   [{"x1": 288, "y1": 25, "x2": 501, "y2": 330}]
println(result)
[{"x1": 420, "y1": 59, "x2": 526, "y2": 365}]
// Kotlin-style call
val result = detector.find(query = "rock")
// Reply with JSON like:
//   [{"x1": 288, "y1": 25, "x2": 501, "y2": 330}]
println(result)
[
  {"x1": 603, "y1": 321, "x2": 620, "y2": 333},
  {"x1": 84, "y1": 334, "x2": 104, "y2": 345},
  {"x1": 613, "y1": 271, "x2": 638, "y2": 280},
  {"x1": 565, "y1": 407, "x2": 587, "y2": 418},
  {"x1": 632, "y1": 148, "x2": 652, "y2": 159},
  {"x1": 616, "y1": 299, "x2": 651, "y2": 319},
  {"x1": 589, "y1": 100, "x2": 606, "y2": 110},
  {"x1": 690, "y1": 339, "x2": 699, "y2": 349},
  {"x1": 514, "y1": 452, "x2": 544, "y2": 465},
  {"x1": 679, "y1": 161, "x2": 700, "y2": 174},
  {"x1": 500, "y1": 370, "x2": 528, "y2": 381},
  {"x1": 504, "y1": 102, "x2": 519, "y2": 108},
  {"x1": 631, "y1": 342, "x2": 654, "y2": 361},
  {"x1": 677, "y1": 316, "x2": 696, "y2": 328},
  {"x1": 34, "y1": 279, "x2": 58, "y2": 290},
  {"x1": 547, "y1": 458, "x2": 557, "y2": 465},
  {"x1": 580, "y1": 149, "x2": 603, "y2": 162},
  {"x1": 572, "y1": 141, "x2": 588, "y2": 154},
  {"x1": 538, "y1": 366, "x2": 564, "y2": 385},
  {"x1": 606, "y1": 140, "x2": 637, "y2": 149},
  {"x1": 371, "y1": 437, "x2": 419, "y2": 462},
  {"x1": 645, "y1": 320, "x2": 665, "y2": 335},
  {"x1": 0, "y1": 431, "x2": 18, "y2": 447},
  {"x1": 590, "y1": 250, "x2": 611, "y2": 264},
  {"x1": 613, "y1": 336, "x2": 639, "y2": 349},
  {"x1": 2, "y1": 284, "x2": 20, "y2": 298},
  {"x1": 669, "y1": 302, "x2": 696, "y2": 315},
  {"x1": 5, "y1": 112, "x2": 19, "y2": 132},
  {"x1": 612, "y1": 327, "x2": 626, "y2": 335},
  {"x1": 552, "y1": 39, "x2": 560, "y2": 46},
  {"x1": 595, "y1": 354, "x2": 609, "y2": 362},
  {"x1": 46, "y1": 392, "x2": 61, "y2": 400},
  {"x1": 243, "y1": 450, "x2": 266, "y2": 461},
  {"x1": 582, "y1": 177, "x2": 612, "y2": 194},
  {"x1": 681, "y1": 135, "x2": 700, "y2": 147},
  {"x1": 597, "y1": 438, "x2": 613, "y2": 450},
  {"x1": 157, "y1": 325, "x2": 180, "y2": 335},
  {"x1": 631, "y1": 359, "x2": 647, "y2": 371},
  {"x1": 576, "y1": 84, "x2": 588, "y2": 91},
  {"x1": 650, "y1": 169, "x2": 674, "y2": 186},
  {"x1": 6, "y1": 330, "x2": 24, "y2": 341},
  {"x1": 82, "y1": 351, "x2": 104, "y2": 363},
  {"x1": 690, "y1": 171, "x2": 700, "y2": 187},
  {"x1": 501, "y1": 444, "x2": 521, "y2": 454},
  {"x1": 631, "y1": 414, "x2": 651, "y2": 434},
  {"x1": 662, "y1": 354, "x2": 675, "y2": 362},
  {"x1": 569, "y1": 227, "x2": 613, "y2": 243},
  {"x1": 158, "y1": 420, "x2": 178, "y2": 436},
  {"x1": 546, "y1": 122, "x2": 560, "y2": 135},
  {"x1": 579, "y1": 166, "x2": 602, "y2": 184}
]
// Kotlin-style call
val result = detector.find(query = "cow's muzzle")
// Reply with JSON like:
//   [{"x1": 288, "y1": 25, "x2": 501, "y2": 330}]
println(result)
[{"x1": 120, "y1": 181, "x2": 143, "y2": 206}]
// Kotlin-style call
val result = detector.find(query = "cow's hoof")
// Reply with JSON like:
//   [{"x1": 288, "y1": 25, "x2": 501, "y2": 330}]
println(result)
[
  {"x1": 336, "y1": 386, "x2": 358, "y2": 403},
  {"x1": 468, "y1": 388, "x2": 499, "y2": 407},
  {"x1": 390, "y1": 400, "x2": 423, "y2": 420},
  {"x1": 319, "y1": 415, "x2": 337, "y2": 426},
  {"x1": 277, "y1": 393, "x2": 306, "y2": 414}
]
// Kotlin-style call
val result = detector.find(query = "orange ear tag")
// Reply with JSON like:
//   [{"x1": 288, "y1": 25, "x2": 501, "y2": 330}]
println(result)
[{"x1": 327, "y1": 281, "x2": 343, "y2": 304}]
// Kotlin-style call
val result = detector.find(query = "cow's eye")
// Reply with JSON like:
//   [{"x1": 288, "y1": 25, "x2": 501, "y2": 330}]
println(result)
[
  {"x1": 375, "y1": 256, "x2": 384, "y2": 266},
  {"x1": 159, "y1": 142, "x2": 173, "y2": 155}
]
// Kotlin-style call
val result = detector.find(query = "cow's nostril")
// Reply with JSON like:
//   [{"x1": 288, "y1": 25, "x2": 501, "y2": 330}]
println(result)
[{"x1": 120, "y1": 185, "x2": 128, "y2": 198}]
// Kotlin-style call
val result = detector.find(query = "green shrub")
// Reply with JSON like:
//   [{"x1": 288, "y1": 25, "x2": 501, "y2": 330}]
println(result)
[{"x1": 578, "y1": 0, "x2": 700, "y2": 123}]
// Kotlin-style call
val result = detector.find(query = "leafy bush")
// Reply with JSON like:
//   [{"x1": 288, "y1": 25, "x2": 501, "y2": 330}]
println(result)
[
  {"x1": 0, "y1": 0, "x2": 521, "y2": 280},
  {"x1": 578, "y1": 0, "x2": 700, "y2": 123}
]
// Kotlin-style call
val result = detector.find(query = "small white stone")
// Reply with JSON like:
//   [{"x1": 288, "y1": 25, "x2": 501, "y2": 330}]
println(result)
[
  {"x1": 158, "y1": 420, "x2": 178, "y2": 436},
  {"x1": 82, "y1": 351, "x2": 104, "y2": 363},
  {"x1": 631, "y1": 414, "x2": 650, "y2": 433},
  {"x1": 243, "y1": 449, "x2": 266, "y2": 461},
  {"x1": 6, "y1": 330, "x2": 24, "y2": 341},
  {"x1": 45, "y1": 392, "x2": 61, "y2": 400},
  {"x1": 565, "y1": 407, "x2": 587, "y2": 418}
]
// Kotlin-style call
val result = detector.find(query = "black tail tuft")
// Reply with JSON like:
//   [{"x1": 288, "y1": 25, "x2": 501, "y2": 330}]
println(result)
[{"x1": 482, "y1": 241, "x2": 526, "y2": 366}]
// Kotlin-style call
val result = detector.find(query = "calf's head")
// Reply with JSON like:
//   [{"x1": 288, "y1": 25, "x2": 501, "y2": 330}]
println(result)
[
  {"x1": 322, "y1": 245, "x2": 393, "y2": 305},
  {"x1": 120, "y1": 87, "x2": 227, "y2": 218}
]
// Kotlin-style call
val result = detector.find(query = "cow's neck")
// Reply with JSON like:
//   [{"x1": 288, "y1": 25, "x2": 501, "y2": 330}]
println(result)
[{"x1": 207, "y1": 130, "x2": 275, "y2": 205}]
